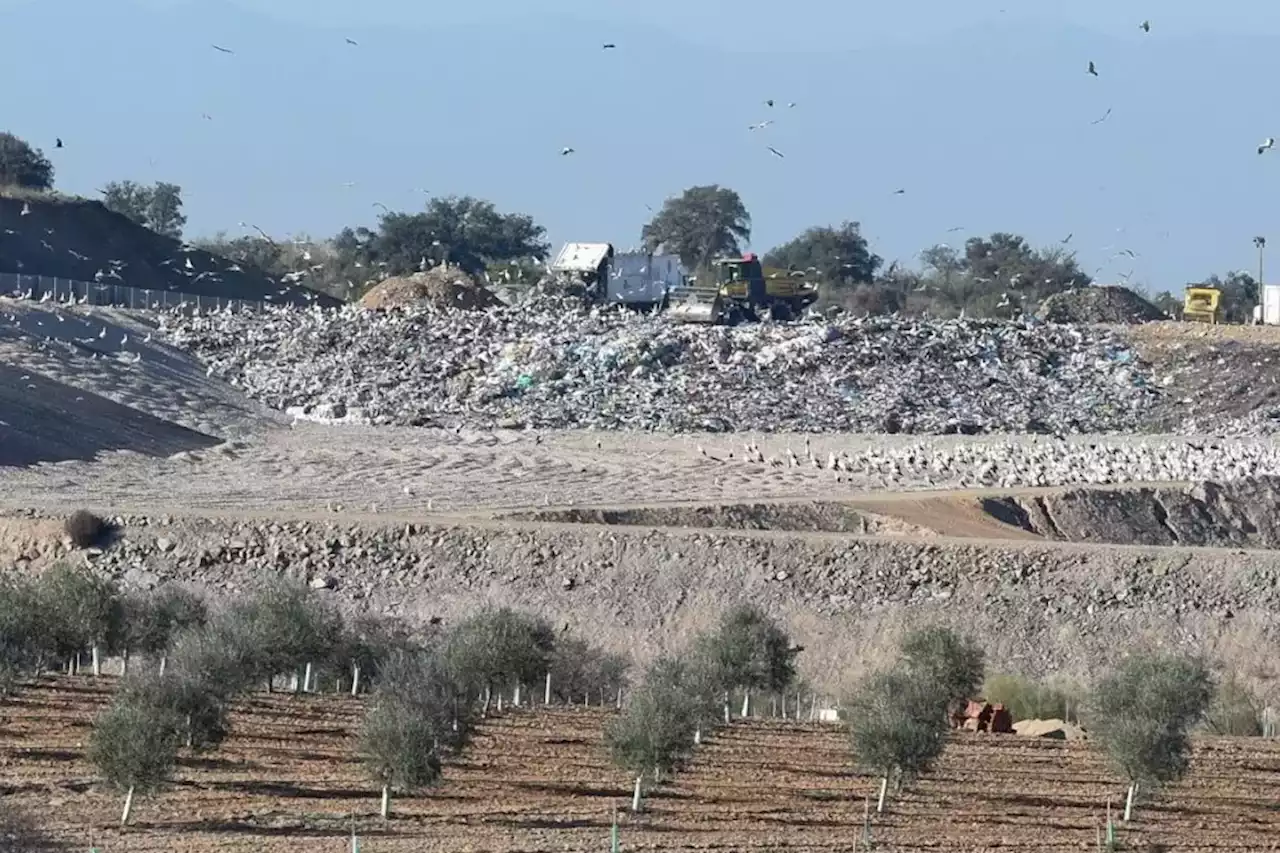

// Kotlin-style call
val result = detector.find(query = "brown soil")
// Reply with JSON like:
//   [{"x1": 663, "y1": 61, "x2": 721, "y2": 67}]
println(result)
[{"x1": 5, "y1": 676, "x2": 1279, "y2": 852}]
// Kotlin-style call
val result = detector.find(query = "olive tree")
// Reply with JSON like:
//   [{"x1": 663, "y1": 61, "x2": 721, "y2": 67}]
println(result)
[
  {"x1": 34, "y1": 563, "x2": 121, "y2": 676},
  {"x1": 358, "y1": 650, "x2": 463, "y2": 818},
  {"x1": 335, "y1": 613, "x2": 419, "y2": 695},
  {"x1": 899, "y1": 625, "x2": 985, "y2": 708},
  {"x1": 697, "y1": 605, "x2": 800, "y2": 717},
  {"x1": 220, "y1": 578, "x2": 344, "y2": 692},
  {"x1": 644, "y1": 652, "x2": 722, "y2": 744},
  {"x1": 605, "y1": 656, "x2": 703, "y2": 811},
  {"x1": 847, "y1": 666, "x2": 951, "y2": 812},
  {"x1": 0, "y1": 575, "x2": 52, "y2": 694},
  {"x1": 444, "y1": 608, "x2": 555, "y2": 713},
  {"x1": 117, "y1": 585, "x2": 208, "y2": 674},
  {"x1": 546, "y1": 635, "x2": 630, "y2": 706},
  {"x1": 88, "y1": 697, "x2": 181, "y2": 826},
  {"x1": 1089, "y1": 653, "x2": 1214, "y2": 821},
  {"x1": 116, "y1": 669, "x2": 230, "y2": 753}
]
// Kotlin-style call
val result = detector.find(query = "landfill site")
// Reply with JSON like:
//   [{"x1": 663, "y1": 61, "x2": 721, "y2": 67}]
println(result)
[{"x1": 7, "y1": 262, "x2": 1280, "y2": 851}]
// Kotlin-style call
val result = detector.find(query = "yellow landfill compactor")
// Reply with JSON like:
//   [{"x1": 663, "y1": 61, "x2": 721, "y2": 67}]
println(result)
[
  {"x1": 1182, "y1": 285, "x2": 1221, "y2": 323},
  {"x1": 666, "y1": 253, "x2": 819, "y2": 324}
]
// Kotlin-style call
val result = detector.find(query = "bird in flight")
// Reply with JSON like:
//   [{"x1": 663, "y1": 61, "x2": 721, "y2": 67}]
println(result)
[
  {"x1": 892, "y1": 188, "x2": 905, "y2": 195},
  {"x1": 55, "y1": 138, "x2": 63, "y2": 148},
  {"x1": 1260, "y1": 137, "x2": 1275, "y2": 154},
  {"x1": 345, "y1": 38, "x2": 358, "y2": 46},
  {"x1": 766, "y1": 146, "x2": 784, "y2": 158},
  {"x1": 1139, "y1": 20, "x2": 1150, "y2": 32},
  {"x1": 1087, "y1": 61, "x2": 1098, "y2": 76},
  {"x1": 1091, "y1": 108, "x2": 1112, "y2": 125},
  {"x1": 748, "y1": 120, "x2": 772, "y2": 130},
  {"x1": 765, "y1": 99, "x2": 774, "y2": 107},
  {"x1": 602, "y1": 43, "x2": 616, "y2": 49},
  {"x1": 561, "y1": 147, "x2": 575, "y2": 155},
  {"x1": 211, "y1": 44, "x2": 234, "y2": 53}
]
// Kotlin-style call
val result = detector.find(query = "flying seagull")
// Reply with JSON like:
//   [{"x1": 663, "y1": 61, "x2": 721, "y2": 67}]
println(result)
[
  {"x1": 1091, "y1": 108, "x2": 1112, "y2": 124},
  {"x1": 1087, "y1": 61, "x2": 1098, "y2": 76},
  {"x1": 1260, "y1": 137, "x2": 1275, "y2": 154},
  {"x1": 748, "y1": 120, "x2": 772, "y2": 130},
  {"x1": 765, "y1": 99, "x2": 774, "y2": 107},
  {"x1": 766, "y1": 146, "x2": 784, "y2": 158},
  {"x1": 1139, "y1": 20, "x2": 1150, "y2": 32},
  {"x1": 561, "y1": 147, "x2": 575, "y2": 155},
  {"x1": 211, "y1": 44, "x2": 234, "y2": 53},
  {"x1": 892, "y1": 188, "x2": 905, "y2": 194},
  {"x1": 602, "y1": 43, "x2": 616, "y2": 49},
  {"x1": 55, "y1": 138, "x2": 63, "y2": 148},
  {"x1": 345, "y1": 38, "x2": 358, "y2": 45}
]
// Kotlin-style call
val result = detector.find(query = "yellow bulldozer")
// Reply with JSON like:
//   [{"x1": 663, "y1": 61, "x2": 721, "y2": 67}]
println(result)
[
  {"x1": 666, "y1": 253, "x2": 819, "y2": 324},
  {"x1": 1182, "y1": 285, "x2": 1222, "y2": 323}
]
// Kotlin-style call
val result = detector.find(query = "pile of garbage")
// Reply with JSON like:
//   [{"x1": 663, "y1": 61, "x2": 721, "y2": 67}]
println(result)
[
  {"x1": 359, "y1": 267, "x2": 503, "y2": 311},
  {"x1": 161, "y1": 302, "x2": 1161, "y2": 433},
  {"x1": 1036, "y1": 286, "x2": 1167, "y2": 325}
]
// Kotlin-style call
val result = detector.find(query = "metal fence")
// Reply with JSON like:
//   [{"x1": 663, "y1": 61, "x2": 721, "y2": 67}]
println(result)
[{"x1": 0, "y1": 272, "x2": 268, "y2": 313}]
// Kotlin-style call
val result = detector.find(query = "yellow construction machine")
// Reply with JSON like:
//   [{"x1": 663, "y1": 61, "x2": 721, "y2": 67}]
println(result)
[
  {"x1": 666, "y1": 253, "x2": 819, "y2": 324},
  {"x1": 1182, "y1": 285, "x2": 1222, "y2": 323}
]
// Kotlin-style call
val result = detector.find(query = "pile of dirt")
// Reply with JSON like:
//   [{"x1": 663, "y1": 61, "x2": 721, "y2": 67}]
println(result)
[
  {"x1": 0, "y1": 190, "x2": 337, "y2": 307},
  {"x1": 1036, "y1": 285, "x2": 1166, "y2": 324},
  {"x1": 359, "y1": 267, "x2": 502, "y2": 311}
]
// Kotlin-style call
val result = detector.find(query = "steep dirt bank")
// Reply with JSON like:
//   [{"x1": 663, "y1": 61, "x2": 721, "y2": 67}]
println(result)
[
  {"x1": 4, "y1": 510, "x2": 1278, "y2": 697},
  {"x1": 516, "y1": 477, "x2": 1280, "y2": 549}
]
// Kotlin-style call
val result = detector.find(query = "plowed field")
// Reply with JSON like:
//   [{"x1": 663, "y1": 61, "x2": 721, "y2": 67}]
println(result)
[{"x1": 3, "y1": 676, "x2": 1280, "y2": 852}]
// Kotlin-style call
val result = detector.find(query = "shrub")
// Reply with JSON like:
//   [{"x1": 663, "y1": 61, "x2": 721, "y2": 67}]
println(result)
[
  {"x1": 983, "y1": 674, "x2": 1073, "y2": 722},
  {"x1": 444, "y1": 608, "x2": 556, "y2": 708},
  {"x1": 1205, "y1": 672, "x2": 1263, "y2": 737},
  {"x1": 900, "y1": 625, "x2": 985, "y2": 705},
  {"x1": 0, "y1": 575, "x2": 51, "y2": 691},
  {"x1": 63, "y1": 510, "x2": 105, "y2": 548},
  {"x1": 696, "y1": 605, "x2": 799, "y2": 712},
  {"x1": 1089, "y1": 652, "x2": 1214, "y2": 819},
  {"x1": 88, "y1": 697, "x2": 182, "y2": 825},
  {"x1": 847, "y1": 665, "x2": 951, "y2": 808}
]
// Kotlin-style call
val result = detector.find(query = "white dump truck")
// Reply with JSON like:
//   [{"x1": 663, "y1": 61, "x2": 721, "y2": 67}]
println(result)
[{"x1": 548, "y1": 242, "x2": 685, "y2": 309}]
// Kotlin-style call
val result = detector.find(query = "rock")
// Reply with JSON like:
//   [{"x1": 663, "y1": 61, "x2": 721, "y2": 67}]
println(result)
[
  {"x1": 310, "y1": 575, "x2": 336, "y2": 590},
  {"x1": 156, "y1": 537, "x2": 175, "y2": 552}
]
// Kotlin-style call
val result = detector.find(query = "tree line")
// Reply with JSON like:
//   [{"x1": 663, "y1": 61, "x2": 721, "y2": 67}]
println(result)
[
  {"x1": 0, "y1": 128, "x2": 1258, "y2": 318},
  {"x1": 0, "y1": 554, "x2": 1266, "y2": 839}
]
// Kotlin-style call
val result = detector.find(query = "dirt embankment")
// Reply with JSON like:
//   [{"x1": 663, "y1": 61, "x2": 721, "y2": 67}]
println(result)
[
  {"x1": 5, "y1": 509, "x2": 1280, "y2": 696},
  {"x1": 0, "y1": 191, "x2": 338, "y2": 306}
]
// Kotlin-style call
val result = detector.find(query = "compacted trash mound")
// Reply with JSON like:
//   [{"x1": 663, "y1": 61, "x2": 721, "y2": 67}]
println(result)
[
  {"x1": 161, "y1": 308, "x2": 1161, "y2": 434},
  {"x1": 1036, "y1": 285, "x2": 1166, "y2": 324}
]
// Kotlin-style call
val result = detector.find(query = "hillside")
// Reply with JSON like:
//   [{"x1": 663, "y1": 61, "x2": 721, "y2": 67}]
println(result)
[{"x1": 0, "y1": 190, "x2": 339, "y2": 307}]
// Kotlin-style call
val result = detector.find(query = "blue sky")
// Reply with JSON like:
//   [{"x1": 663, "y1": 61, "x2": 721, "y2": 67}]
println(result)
[{"x1": 4, "y1": 0, "x2": 1280, "y2": 292}]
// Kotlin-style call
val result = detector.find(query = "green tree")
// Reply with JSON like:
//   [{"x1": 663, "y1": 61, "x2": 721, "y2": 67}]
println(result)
[
  {"x1": 764, "y1": 221, "x2": 882, "y2": 284},
  {"x1": 102, "y1": 180, "x2": 187, "y2": 238},
  {"x1": 338, "y1": 196, "x2": 548, "y2": 277},
  {"x1": 34, "y1": 563, "x2": 121, "y2": 676},
  {"x1": 88, "y1": 698, "x2": 182, "y2": 826},
  {"x1": 117, "y1": 585, "x2": 207, "y2": 674},
  {"x1": 642, "y1": 184, "x2": 751, "y2": 270},
  {"x1": 847, "y1": 666, "x2": 951, "y2": 812},
  {"x1": 220, "y1": 578, "x2": 344, "y2": 691},
  {"x1": 546, "y1": 635, "x2": 630, "y2": 705},
  {"x1": 899, "y1": 625, "x2": 985, "y2": 708},
  {"x1": 0, "y1": 132, "x2": 54, "y2": 190},
  {"x1": 115, "y1": 669, "x2": 230, "y2": 753},
  {"x1": 696, "y1": 605, "x2": 799, "y2": 716},
  {"x1": 0, "y1": 575, "x2": 52, "y2": 693},
  {"x1": 1089, "y1": 652, "x2": 1214, "y2": 821},
  {"x1": 605, "y1": 657, "x2": 702, "y2": 810},
  {"x1": 443, "y1": 608, "x2": 556, "y2": 712}
]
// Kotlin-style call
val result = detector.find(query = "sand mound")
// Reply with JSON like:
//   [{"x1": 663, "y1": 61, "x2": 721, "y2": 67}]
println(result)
[
  {"x1": 359, "y1": 267, "x2": 501, "y2": 311},
  {"x1": 1013, "y1": 718, "x2": 1087, "y2": 740},
  {"x1": 1036, "y1": 285, "x2": 1166, "y2": 324}
]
